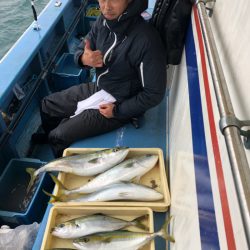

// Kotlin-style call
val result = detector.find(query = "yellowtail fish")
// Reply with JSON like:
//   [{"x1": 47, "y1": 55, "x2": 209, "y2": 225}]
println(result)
[
  {"x1": 72, "y1": 217, "x2": 175, "y2": 250},
  {"x1": 51, "y1": 214, "x2": 148, "y2": 239},
  {"x1": 26, "y1": 147, "x2": 129, "y2": 192},
  {"x1": 51, "y1": 154, "x2": 158, "y2": 196},
  {"x1": 44, "y1": 182, "x2": 163, "y2": 202}
]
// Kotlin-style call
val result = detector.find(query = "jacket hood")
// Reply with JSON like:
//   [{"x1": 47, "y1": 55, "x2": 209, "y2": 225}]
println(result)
[{"x1": 103, "y1": 0, "x2": 148, "y2": 33}]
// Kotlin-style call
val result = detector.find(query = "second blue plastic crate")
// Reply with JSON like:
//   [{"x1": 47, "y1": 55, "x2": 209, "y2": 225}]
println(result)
[
  {"x1": 52, "y1": 53, "x2": 87, "y2": 91},
  {"x1": 0, "y1": 158, "x2": 54, "y2": 226}
]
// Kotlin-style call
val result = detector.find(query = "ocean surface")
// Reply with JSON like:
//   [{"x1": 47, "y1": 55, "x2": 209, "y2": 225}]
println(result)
[{"x1": 0, "y1": 0, "x2": 49, "y2": 60}]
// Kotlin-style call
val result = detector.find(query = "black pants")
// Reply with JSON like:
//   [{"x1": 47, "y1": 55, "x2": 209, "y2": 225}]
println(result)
[{"x1": 41, "y1": 83, "x2": 128, "y2": 157}]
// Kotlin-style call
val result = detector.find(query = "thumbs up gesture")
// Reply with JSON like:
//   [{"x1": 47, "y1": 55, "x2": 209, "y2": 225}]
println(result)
[{"x1": 81, "y1": 39, "x2": 103, "y2": 68}]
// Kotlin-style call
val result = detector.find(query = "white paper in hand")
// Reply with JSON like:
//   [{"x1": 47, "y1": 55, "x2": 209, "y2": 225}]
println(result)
[{"x1": 70, "y1": 89, "x2": 116, "y2": 118}]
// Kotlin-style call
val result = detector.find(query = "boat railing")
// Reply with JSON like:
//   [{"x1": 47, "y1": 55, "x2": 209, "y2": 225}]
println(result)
[
  {"x1": 0, "y1": 0, "x2": 88, "y2": 150},
  {"x1": 196, "y1": 0, "x2": 250, "y2": 247}
]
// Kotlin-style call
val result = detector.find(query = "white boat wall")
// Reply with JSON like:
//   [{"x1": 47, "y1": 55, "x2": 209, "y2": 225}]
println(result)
[
  {"x1": 0, "y1": 0, "x2": 249, "y2": 249},
  {"x1": 169, "y1": 1, "x2": 250, "y2": 249}
]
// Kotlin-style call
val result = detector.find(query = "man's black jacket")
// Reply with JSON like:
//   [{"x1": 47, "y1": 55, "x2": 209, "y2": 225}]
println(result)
[{"x1": 75, "y1": 0, "x2": 166, "y2": 120}]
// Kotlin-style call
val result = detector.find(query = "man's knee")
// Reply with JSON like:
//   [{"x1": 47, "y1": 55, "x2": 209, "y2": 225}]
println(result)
[
  {"x1": 40, "y1": 96, "x2": 51, "y2": 115},
  {"x1": 49, "y1": 127, "x2": 66, "y2": 145},
  {"x1": 48, "y1": 128, "x2": 70, "y2": 157}
]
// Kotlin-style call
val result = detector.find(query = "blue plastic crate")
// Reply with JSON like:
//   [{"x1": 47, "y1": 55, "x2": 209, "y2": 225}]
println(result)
[
  {"x1": 0, "y1": 158, "x2": 54, "y2": 226},
  {"x1": 52, "y1": 53, "x2": 87, "y2": 91}
]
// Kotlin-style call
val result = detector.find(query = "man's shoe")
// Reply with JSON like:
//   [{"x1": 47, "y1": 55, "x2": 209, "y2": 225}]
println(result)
[{"x1": 31, "y1": 133, "x2": 48, "y2": 144}]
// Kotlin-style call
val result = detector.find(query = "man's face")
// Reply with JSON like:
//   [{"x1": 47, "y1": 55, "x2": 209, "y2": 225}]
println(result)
[{"x1": 99, "y1": 0, "x2": 130, "y2": 20}]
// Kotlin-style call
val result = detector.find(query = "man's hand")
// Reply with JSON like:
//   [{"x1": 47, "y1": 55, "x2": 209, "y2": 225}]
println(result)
[
  {"x1": 81, "y1": 39, "x2": 103, "y2": 68},
  {"x1": 99, "y1": 103, "x2": 115, "y2": 118}
]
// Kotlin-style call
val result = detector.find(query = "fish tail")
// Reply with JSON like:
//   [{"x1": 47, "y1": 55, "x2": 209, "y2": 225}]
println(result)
[
  {"x1": 132, "y1": 214, "x2": 149, "y2": 231},
  {"x1": 49, "y1": 174, "x2": 68, "y2": 194},
  {"x1": 158, "y1": 215, "x2": 175, "y2": 243},
  {"x1": 42, "y1": 189, "x2": 62, "y2": 202},
  {"x1": 26, "y1": 168, "x2": 37, "y2": 193}
]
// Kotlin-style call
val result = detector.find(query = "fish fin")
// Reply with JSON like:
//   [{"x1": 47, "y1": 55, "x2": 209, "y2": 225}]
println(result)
[
  {"x1": 49, "y1": 174, "x2": 68, "y2": 192},
  {"x1": 132, "y1": 214, "x2": 149, "y2": 231},
  {"x1": 113, "y1": 146, "x2": 129, "y2": 151},
  {"x1": 119, "y1": 192, "x2": 129, "y2": 198},
  {"x1": 102, "y1": 236, "x2": 112, "y2": 243},
  {"x1": 158, "y1": 215, "x2": 175, "y2": 243},
  {"x1": 88, "y1": 157, "x2": 101, "y2": 164},
  {"x1": 42, "y1": 189, "x2": 62, "y2": 202},
  {"x1": 120, "y1": 181, "x2": 130, "y2": 184},
  {"x1": 131, "y1": 176, "x2": 141, "y2": 184},
  {"x1": 26, "y1": 168, "x2": 37, "y2": 193},
  {"x1": 125, "y1": 162, "x2": 134, "y2": 168}
]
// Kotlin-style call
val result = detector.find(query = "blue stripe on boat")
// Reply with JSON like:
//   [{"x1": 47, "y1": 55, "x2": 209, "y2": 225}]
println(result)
[{"x1": 185, "y1": 21, "x2": 220, "y2": 249}]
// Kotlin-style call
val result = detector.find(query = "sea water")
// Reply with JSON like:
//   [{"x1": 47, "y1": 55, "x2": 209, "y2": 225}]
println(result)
[
  {"x1": 0, "y1": 0, "x2": 156, "y2": 60},
  {"x1": 0, "y1": 0, "x2": 49, "y2": 60}
]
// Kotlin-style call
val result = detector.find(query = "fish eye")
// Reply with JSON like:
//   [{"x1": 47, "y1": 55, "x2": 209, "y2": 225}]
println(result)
[{"x1": 83, "y1": 238, "x2": 90, "y2": 243}]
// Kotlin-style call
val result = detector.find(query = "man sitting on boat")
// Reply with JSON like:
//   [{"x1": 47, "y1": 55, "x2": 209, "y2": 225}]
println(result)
[{"x1": 33, "y1": 0, "x2": 166, "y2": 157}]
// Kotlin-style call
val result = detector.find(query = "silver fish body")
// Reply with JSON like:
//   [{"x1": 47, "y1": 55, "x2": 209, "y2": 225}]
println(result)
[
  {"x1": 72, "y1": 230, "x2": 161, "y2": 250},
  {"x1": 64, "y1": 183, "x2": 163, "y2": 202},
  {"x1": 64, "y1": 154, "x2": 158, "y2": 195},
  {"x1": 72, "y1": 217, "x2": 175, "y2": 250},
  {"x1": 34, "y1": 147, "x2": 129, "y2": 177},
  {"x1": 51, "y1": 214, "x2": 140, "y2": 239}
]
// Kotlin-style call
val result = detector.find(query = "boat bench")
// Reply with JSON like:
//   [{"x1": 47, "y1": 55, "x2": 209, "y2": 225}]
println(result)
[{"x1": 70, "y1": 95, "x2": 167, "y2": 156}]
